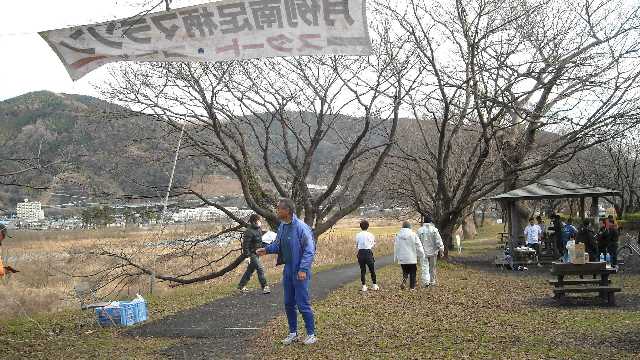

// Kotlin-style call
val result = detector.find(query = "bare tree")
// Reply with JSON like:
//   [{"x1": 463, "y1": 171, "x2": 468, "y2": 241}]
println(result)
[
  {"x1": 562, "y1": 131, "x2": 640, "y2": 216},
  {"x1": 79, "y1": 23, "x2": 416, "y2": 289},
  {"x1": 378, "y1": 0, "x2": 640, "y2": 252}
]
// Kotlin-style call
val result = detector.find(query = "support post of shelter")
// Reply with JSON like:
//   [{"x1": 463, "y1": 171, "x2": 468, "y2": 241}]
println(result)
[
  {"x1": 509, "y1": 200, "x2": 521, "y2": 250},
  {"x1": 580, "y1": 197, "x2": 586, "y2": 221},
  {"x1": 590, "y1": 196, "x2": 599, "y2": 227}
]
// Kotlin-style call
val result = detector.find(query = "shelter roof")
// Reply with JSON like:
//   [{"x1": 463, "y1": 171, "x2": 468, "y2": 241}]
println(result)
[{"x1": 490, "y1": 179, "x2": 621, "y2": 201}]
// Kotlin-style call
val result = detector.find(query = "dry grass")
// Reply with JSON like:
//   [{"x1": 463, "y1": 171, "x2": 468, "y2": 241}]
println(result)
[
  {"x1": 0, "y1": 218, "x2": 399, "y2": 359},
  {"x1": 0, "y1": 219, "x2": 398, "y2": 321},
  {"x1": 254, "y1": 262, "x2": 640, "y2": 359}
]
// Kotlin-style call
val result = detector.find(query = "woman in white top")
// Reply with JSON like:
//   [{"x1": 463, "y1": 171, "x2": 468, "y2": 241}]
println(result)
[
  {"x1": 355, "y1": 220, "x2": 379, "y2": 292},
  {"x1": 394, "y1": 221, "x2": 425, "y2": 290}
]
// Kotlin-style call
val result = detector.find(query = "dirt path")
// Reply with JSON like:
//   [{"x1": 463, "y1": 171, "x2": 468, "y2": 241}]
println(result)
[{"x1": 128, "y1": 256, "x2": 394, "y2": 359}]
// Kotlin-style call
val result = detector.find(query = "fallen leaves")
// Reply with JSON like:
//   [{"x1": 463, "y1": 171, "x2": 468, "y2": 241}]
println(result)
[{"x1": 253, "y1": 262, "x2": 640, "y2": 359}]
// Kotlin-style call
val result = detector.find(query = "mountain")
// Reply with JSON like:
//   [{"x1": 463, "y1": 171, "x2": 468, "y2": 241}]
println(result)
[
  {"x1": 0, "y1": 91, "x2": 185, "y2": 213},
  {"x1": 0, "y1": 91, "x2": 396, "y2": 215}
]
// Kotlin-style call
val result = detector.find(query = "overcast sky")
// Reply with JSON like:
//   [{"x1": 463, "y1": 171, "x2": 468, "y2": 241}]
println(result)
[{"x1": 0, "y1": 0, "x2": 203, "y2": 101}]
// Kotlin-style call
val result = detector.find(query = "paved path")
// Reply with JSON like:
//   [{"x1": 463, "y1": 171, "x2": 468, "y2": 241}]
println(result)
[{"x1": 128, "y1": 255, "x2": 394, "y2": 359}]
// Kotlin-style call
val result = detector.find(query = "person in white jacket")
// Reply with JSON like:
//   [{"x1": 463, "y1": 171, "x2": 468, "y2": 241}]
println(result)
[
  {"x1": 417, "y1": 215, "x2": 444, "y2": 287},
  {"x1": 394, "y1": 221, "x2": 425, "y2": 290}
]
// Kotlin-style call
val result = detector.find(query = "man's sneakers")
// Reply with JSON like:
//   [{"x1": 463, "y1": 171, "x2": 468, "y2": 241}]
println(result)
[
  {"x1": 303, "y1": 334, "x2": 318, "y2": 345},
  {"x1": 282, "y1": 333, "x2": 317, "y2": 345},
  {"x1": 282, "y1": 333, "x2": 299, "y2": 345},
  {"x1": 361, "y1": 284, "x2": 368, "y2": 292},
  {"x1": 400, "y1": 277, "x2": 407, "y2": 290},
  {"x1": 239, "y1": 286, "x2": 249, "y2": 293},
  {"x1": 371, "y1": 284, "x2": 380, "y2": 291},
  {"x1": 263, "y1": 286, "x2": 271, "y2": 294}
]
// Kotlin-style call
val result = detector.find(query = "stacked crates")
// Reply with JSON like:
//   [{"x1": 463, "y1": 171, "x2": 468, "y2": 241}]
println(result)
[{"x1": 95, "y1": 296, "x2": 147, "y2": 326}]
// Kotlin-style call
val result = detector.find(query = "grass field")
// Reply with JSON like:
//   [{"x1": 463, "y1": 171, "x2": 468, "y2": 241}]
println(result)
[{"x1": 255, "y1": 256, "x2": 640, "y2": 359}]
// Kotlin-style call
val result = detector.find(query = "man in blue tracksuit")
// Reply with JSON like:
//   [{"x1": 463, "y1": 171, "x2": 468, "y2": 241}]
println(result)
[{"x1": 257, "y1": 198, "x2": 317, "y2": 345}]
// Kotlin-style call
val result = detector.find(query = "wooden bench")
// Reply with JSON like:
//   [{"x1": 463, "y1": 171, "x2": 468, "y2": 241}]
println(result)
[
  {"x1": 552, "y1": 286, "x2": 621, "y2": 305},
  {"x1": 548, "y1": 279, "x2": 611, "y2": 286},
  {"x1": 550, "y1": 262, "x2": 620, "y2": 306}
]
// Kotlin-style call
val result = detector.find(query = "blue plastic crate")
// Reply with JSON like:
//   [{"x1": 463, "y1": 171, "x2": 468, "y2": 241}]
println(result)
[{"x1": 95, "y1": 299, "x2": 147, "y2": 327}]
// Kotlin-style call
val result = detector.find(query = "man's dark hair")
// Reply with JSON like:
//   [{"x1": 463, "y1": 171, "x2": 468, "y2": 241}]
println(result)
[
  {"x1": 360, "y1": 219, "x2": 369, "y2": 230},
  {"x1": 248, "y1": 213, "x2": 260, "y2": 224},
  {"x1": 402, "y1": 221, "x2": 411, "y2": 229},
  {"x1": 278, "y1": 198, "x2": 296, "y2": 215},
  {"x1": 536, "y1": 215, "x2": 543, "y2": 222},
  {"x1": 529, "y1": 217, "x2": 534, "y2": 222},
  {"x1": 600, "y1": 217, "x2": 607, "y2": 223}
]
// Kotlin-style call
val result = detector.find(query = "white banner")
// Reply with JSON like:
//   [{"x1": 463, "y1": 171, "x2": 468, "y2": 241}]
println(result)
[{"x1": 39, "y1": 0, "x2": 372, "y2": 80}]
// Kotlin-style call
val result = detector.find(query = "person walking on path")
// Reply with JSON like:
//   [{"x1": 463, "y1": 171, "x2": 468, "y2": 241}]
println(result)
[
  {"x1": 238, "y1": 214, "x2": 270, "y2": 294},
  {"x1": 355, "y1": 219, "x2": 379, "y2": 292},
  {"x1": 394, "y1": 221, "x2": 424, "y2": 291},
  {"x1": 257, "y1": 198, "x2": 317, "y2": 345},
  {"x1": 417, "y1": 215, "x2": 444, "y2": 287}
]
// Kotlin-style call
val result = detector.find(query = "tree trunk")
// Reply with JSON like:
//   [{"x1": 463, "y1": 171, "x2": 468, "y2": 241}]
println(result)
[{"x1": 462, "y1": 214, "x2": 477, "y2": 240}]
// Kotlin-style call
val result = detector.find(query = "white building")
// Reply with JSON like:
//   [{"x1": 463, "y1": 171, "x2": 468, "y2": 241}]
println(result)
[
  {"x1": 16, "y1": 199, "x2": 45, "y2": 222},
  {"x1": 171, "y1": 206, "x2": 254, "y2": 223}
]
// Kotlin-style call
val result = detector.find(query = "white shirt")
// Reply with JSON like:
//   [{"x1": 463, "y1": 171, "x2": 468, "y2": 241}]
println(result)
[
  {"x1": 524, "y1": 224, "x2": 542, "y2": 244},
  {"x1": 394, "y1": 228, "x2": 425, "y2": 264},
  {"x1": 355, "y1": 231, "x2": 376, "y2": 250}
]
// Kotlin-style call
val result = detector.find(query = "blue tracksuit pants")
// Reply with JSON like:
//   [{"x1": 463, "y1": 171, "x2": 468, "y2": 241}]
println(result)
[{"x1": 283, "y1": 266, "x2": 315, "y2": 335}]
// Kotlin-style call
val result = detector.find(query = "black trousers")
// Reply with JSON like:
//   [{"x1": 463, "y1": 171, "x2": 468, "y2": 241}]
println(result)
[
  {"x1": 607, "y1": 242, "x2": 619, "y2": 266},
  {"x1": 357, "y1": 249, "x2": 376, "y2": 285},
  {"x1": 400, "y1": 264, "x2": 417, "y2": 289}
]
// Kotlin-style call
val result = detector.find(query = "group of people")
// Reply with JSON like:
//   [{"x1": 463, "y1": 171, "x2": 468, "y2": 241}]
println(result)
[
  {"x1": 236, "y1": 198, "x2": 447, "y2": 346},
  {"x1": 579, "y1": 216, "x2": 620, "y2": 265},
  {"x1": 352, "y1": 215, "x2": 445, "y2": 292},
  {"x1": 391, "y1": 216, "x2": 444, "y2": 290},
  {"x1": 521, "y1": 213, "x2": 620, "y2": 266}
]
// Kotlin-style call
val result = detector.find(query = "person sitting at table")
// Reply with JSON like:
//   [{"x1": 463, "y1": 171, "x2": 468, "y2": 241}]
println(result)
[
  {"x1": 523, "y1": 217, "x2": 542, "y2": 266},
  {"x1": 576, "y1": 219, "x2": 597, "y2": 262}
]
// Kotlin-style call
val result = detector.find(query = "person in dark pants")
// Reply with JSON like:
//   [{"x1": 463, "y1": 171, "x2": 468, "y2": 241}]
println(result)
[
  {"x1": 607, "y1": 216, "x2": 619, "y2": 266},
  {"x1": 355, "y1": 219, "x2": 379, "y2": 292},
  {"x1": 597, "y1": 218, "x2": 609, "y2": 261},
  {"x1": 394, "y1": 221, "x2": 424, "y2": 291},
  {"x1": 576, "y1": 219, "x2": 597, "y2": 262},
  {"x1": 238, "y1": 214, "x2": 270, "y2": 294},
  {"x1": 552, "y1": 215, "x2": 564, "y2": 258}
]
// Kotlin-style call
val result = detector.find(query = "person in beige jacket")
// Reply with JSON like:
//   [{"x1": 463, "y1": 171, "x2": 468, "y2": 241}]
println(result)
[
  {"x1": 394, "y1": 221, "x2": 425, "y2": 290},
  {"x1": 416, "y1": 215, "x2": 444, "y2": 287}
]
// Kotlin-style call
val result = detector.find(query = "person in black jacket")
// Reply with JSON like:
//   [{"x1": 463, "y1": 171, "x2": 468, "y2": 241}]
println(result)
[
  {"x1": 238, "y1": 214, "x2": 271, "y2": 294},
  {"x1": 576, "y1": 219, "x2": 597, "y2": 261},
  {"x1": 596, "y1": 218, "x2": 610, "y2": 261}
]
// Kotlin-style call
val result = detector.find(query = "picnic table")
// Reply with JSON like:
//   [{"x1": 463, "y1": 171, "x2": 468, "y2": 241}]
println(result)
[{"x1": 549, "y1": 262, "x2": 621, "y2": 305}]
